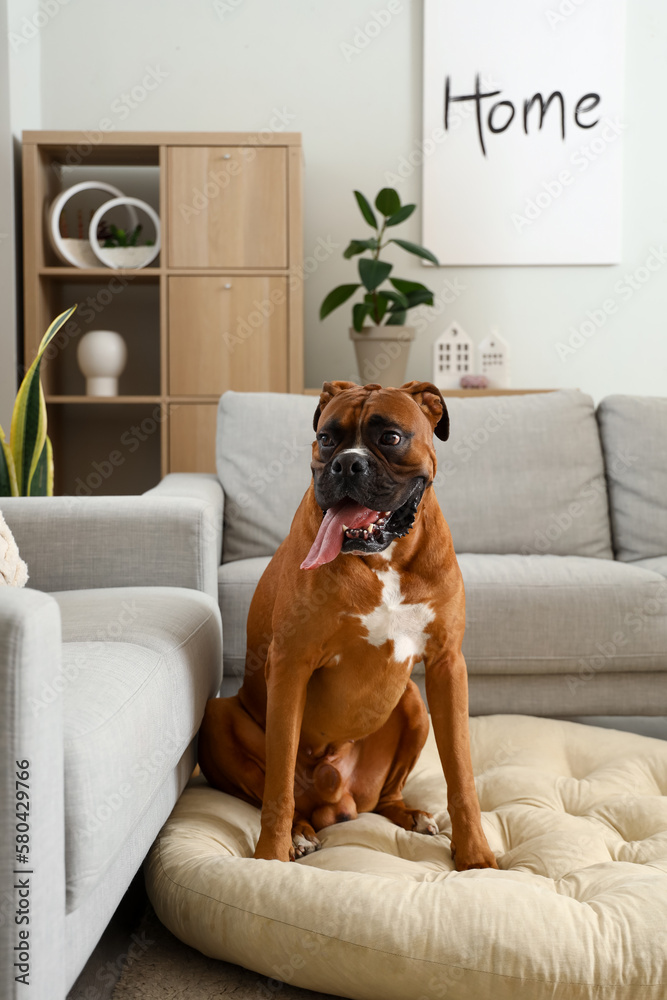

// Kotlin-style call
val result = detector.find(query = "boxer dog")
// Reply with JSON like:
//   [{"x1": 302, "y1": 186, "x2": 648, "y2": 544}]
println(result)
[{"x1": 199, "y1": 380, "x2": 498, "y2": 870}]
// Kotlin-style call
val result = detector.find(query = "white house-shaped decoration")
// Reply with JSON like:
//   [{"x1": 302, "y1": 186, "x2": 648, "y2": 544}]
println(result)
[
  {"x1": 478, "y1": 330, "x2": 510, "y2": 389},
  {"x1": 433, "y1": 322, "x2": 474, "y2": 390}
]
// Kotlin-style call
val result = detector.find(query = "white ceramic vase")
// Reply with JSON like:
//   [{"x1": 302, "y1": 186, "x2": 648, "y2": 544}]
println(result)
[{"x1": 77, "y1": 329, "x2": 127, "y2": 397}]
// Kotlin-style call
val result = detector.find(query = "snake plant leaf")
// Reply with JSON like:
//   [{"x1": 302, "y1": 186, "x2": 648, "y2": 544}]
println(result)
[
  {"x1": 352, "y1": 302, "x2": 372, "y2": 332},
  {"x1": 385, "y1": 204, "x2": 416, "y2": 227},
  {"x1": 28, "y1": 437, "x2": 49, "y2": 496},
  {"x1": 320, "y1": 283, "x2": 361, "y2": 321},
  {"x1": 46, "y1": 434, "x2": 54, "y2": 496},
  {"x1": 343, "y1": 238, "x2": 379, "y2": 259},
  {"x1": 359, "y1": 258, "x2": 392, "y2": 292},
  {"x1": 375, "y1": 188, "x2": 401, "y2": 217},
  {"x1": 353, "y1": 191, "x2": 377, "y2": 229},
  {"x1": 10, "y1": 305, "x2": 76, "y2": 495},
  {"x1": 0, "y1": 424, "x2": 18, "y2": 497},
  {"x1": 389, "y1": 239, "x2": 439, "y2": 265}
]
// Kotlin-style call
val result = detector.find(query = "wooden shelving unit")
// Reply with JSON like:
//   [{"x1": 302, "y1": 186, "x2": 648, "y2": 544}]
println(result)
[{"x1": 22, "y1": 130, "x2": 303, "y2": 495}]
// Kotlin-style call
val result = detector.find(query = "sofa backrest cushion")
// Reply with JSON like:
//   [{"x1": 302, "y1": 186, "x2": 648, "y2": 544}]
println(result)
[
  {"x1": 432, "y1": 390, "x2": 613, "y2": 558},
  {"x1": 596, "y1": 395, "x2": 667, "y2": 561},
  {"x1": 217, "y1": 391, "x2": 315, "y2": 562},
  {"x1": 217, "y1": 388, "x2": 613, "y2": 563}
]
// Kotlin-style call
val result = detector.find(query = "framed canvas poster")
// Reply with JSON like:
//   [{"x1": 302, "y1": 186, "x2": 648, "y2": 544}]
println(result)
[{"x1": 422, "y1": 0, "x2": 625, "y2": 265}]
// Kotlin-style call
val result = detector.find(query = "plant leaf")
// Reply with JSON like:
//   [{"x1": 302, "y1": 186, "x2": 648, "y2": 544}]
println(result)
[
  {"x1": 364, "y1": 293, "x2": 388, "y2": 324},
  {"x1": 353, "y1": 191, "x2": 377, "y2": 229},
  {"x1": 46, "y1": 434, "x2": 54, "y2": 496},
  {"x1": 343, "y1": 238, "x2": 379, "y2": 259},
  {"x1": 385, "y1": 310, "x2": 407, "y2": 326},
  {"x1": 385, "y1": 204, "x2": 416, "y2": 227},
  {"x1": 10, "y1": 305, "x2": 76, "y2": 494},
  {"x1": 359, "y1": 258, "x2": 392, "y2": 292},
  {"x1": 28, "y1": 437, "x2": 48, "y2": 496},
  {"x1": 0, "y1": 424, "x2": 18, "y2": 497},
  {"x1": 352, "y1": 302, "x2": 372, "y2": 332},
  {"x1": 375, "y1": 188, "x2": 400, "y2": 217},
  {"x1": 389, "y1": 239, "x2": 439, "y2": 265},
  {"x1": 390, "y1": 277, "x2": 433, "y2": 295},
  {"x1": 319, "y1": 283, "x2": 361, "y2": 320},
  {"x1": 405, "y1": 289, "x2": 435, "y2": 308},
  {"x1": 378, "y1": 289, "x2": 409, "y2": 309}
]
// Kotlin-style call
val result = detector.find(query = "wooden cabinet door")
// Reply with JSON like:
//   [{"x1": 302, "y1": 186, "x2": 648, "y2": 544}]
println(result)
[
  {"x1": 168, "y1": 276, "x2": 288, "y2": 395},
  {"x1": 167, "y1": 146, "x2": 288, "y2": 268},
  {"x1": 168, "y1": 403, "x2": 218, "y2": 473}
]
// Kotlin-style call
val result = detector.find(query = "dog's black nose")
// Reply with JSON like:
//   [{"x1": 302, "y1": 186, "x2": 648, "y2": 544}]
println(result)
[{"x1": 331, "y1": 451, "x2": 370, "y2": 478}]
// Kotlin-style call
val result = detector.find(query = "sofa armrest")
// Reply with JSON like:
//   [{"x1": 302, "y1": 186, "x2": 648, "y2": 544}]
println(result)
[
  {"x1": 0, "y1": 590, "x2": 65, "y2": 998},
  {"x1": 144, "y1": 474, "x2": 223, "y2": 566},
  {"x1": 2, "y1": 495, "x2": 219, "y2": 600}
]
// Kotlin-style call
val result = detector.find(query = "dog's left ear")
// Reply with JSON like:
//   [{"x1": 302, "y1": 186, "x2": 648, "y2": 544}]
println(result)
[
  {"x1": 313, "y1": 380, "x2": 359, "y2": 432},
  {"x1": 400, "y1": 381, "x2": 449, "y2": 441}
]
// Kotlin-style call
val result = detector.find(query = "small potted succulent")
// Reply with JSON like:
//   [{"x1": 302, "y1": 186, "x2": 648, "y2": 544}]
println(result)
[
  {"x1": 320, "y1": 188, "x2": 439, "y2": 386},
  {"x1": 94, "y1": 220, "x2": 156, "y2": 270}
]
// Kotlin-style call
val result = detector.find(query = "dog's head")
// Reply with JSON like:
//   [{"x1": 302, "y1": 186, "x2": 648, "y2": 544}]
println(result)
[{"x1": 301, "y1": 380, "x2": 448, "y2": 569}]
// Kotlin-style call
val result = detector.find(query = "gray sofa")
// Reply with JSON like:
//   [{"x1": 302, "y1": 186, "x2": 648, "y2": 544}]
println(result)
[
  {"x1": 177, "y1": 387, "x2": 666, "y2": 716},
  {"x1": 0, "y1": 490, "x2": 223, "y2": 999}
]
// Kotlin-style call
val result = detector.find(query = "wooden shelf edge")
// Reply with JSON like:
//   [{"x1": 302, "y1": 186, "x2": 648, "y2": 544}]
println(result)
[
  {"x1": 46, "y1": 395, "x2": 163, "y2": 404},
  {"x1": 39, "y1": 267, "x2": 162, "y2": 279}
]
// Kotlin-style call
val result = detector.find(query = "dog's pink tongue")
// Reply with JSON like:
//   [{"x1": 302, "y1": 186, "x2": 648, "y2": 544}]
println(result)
[{"x1": 300, "y1": 500, "x2": 379, "y2": 570}]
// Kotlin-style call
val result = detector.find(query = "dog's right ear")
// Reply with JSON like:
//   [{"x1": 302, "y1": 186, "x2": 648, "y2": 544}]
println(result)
[{"x1": 313, "y1": 381, "x2": 358, "y2": 432}]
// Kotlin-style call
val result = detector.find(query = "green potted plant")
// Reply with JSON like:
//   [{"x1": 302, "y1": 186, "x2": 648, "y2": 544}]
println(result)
[
  {"x1": 0, "y1": 306, "x2": 76, "y2": 496},
  {"x1": 319, "y1": 188, "x2": 439, "y2": 386}
]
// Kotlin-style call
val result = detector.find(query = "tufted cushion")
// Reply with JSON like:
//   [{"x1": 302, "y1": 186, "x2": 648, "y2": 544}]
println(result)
[{"x1": 146, "y1": 715, "x2": 667, "y2": 999}]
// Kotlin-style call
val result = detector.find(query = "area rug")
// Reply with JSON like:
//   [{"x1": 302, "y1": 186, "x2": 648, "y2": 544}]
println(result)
[{"x1": 111, "y1": 905, "x2": 338, "y2": 1000}]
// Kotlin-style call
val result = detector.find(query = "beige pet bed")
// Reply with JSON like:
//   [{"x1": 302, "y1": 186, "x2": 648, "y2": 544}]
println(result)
[{"x1": 145, "y1": 715, "x2": 667, "y2": 999}]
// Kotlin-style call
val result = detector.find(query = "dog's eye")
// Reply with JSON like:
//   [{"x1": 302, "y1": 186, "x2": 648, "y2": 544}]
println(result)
[
  {"x1": 380, "y1": 431, "x2": 401, "y2": 446},
  {"x1": 317, "y1": 433, "x2": 333, "y2": 447}
]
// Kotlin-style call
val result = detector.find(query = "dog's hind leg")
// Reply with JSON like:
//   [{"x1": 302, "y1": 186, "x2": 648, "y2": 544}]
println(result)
[{"x1": 198, "y1": 695, "x2": 266, "y2": 807}]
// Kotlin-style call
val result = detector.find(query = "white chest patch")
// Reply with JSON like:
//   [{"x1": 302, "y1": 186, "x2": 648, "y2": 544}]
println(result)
[{"x1": 356, "y1": 568, "x2": 435, "y2": 665}]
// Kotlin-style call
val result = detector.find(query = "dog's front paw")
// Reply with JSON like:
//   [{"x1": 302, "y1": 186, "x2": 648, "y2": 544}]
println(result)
[
  {"x1": 450, "y1": 838, "x2": 499, "y2": 871},
  {"x1": 253, "y1": 832, "x2": 292, "y2": 862},
  {"x1": 292, "y1": 822, "x2": 321, "y2": 859}
]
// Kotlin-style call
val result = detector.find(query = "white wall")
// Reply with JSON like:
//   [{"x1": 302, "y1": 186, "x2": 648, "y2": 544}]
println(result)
[
  {"x1": 20, "y1": 0, "x2": 667, "y2": 397},
  {"x1": 0, "y1": 0, "x2": 17, "y2": 430}
]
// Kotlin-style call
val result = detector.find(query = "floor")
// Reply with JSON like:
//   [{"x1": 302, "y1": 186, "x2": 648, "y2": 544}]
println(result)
[{"x1": 67, "y1": 714, "x2": 667, "y2": 1000}]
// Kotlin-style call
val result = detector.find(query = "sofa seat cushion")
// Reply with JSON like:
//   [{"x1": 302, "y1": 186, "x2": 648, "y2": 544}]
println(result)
[
  {"x1": 457, "y1": 553, "x2": 667, "y2": 674},
  {"x1": 597, "y1": 395, "x2": 667, "y2": 562},
  {"x1": 219, "y1": 554, "x2": 667, "y2": 680},
  {"x1": 146, "y1": 715, "x2": 667, "y2": 1000},
  {"x1": 52, "y1": 587, "x2": 221, "y2": 913},
  {"x1": 632, "y1": 556, "x2": 667, "y2": 579}
]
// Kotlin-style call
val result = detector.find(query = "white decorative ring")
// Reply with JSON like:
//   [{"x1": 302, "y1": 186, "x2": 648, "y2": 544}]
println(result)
[
  {"x1": 89, "y1": 196, "x2": 161, "y2": 270},
  {"x1": 49, "y1": 181, "x2": 139, "y2": 269}
]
